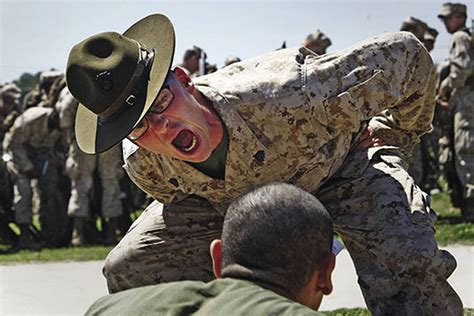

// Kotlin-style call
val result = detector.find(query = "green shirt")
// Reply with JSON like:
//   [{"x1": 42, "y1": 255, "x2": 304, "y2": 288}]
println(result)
[{"x1": 86, "y1": 278, "x2": 322, "y2": 316}]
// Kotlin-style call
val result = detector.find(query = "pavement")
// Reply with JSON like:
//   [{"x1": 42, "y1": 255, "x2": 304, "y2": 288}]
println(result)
[{"x1": 0, "y1": 245, "x2": 472, "y2": 315}]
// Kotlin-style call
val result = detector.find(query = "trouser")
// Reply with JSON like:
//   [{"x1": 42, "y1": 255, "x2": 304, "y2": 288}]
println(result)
[
  {"x1": 316, "y1": 149, "x2": 462, "y2": 315},
  {"x1": 67, "y1": 144, "x2": 123, "y2": 219},
  {"x1": 103, "y1": 149, "x2": 462, "y2": 315},
  {"x1": 452, "y1": 88, "x2": 474, "y2": 200},
  {"x1": 10, "y1": 162, "x2": 69, "y2": 246}
]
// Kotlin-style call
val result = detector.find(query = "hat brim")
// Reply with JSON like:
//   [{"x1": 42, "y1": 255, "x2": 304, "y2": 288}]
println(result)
[{"x1": 75, "y1": 14, "x2": 175, "y2": 154}]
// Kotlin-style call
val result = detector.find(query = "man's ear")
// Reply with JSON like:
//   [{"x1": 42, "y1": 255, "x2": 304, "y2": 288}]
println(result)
[
  {"x1": 316, "y1": 253, "x2": 335, "y2": 295},
  {"x1": 210, "y1": 239, "x2": 222, "y2": 278},
  {"x1": 173, "y1": 67, "x2": 195, "y2": 94}
]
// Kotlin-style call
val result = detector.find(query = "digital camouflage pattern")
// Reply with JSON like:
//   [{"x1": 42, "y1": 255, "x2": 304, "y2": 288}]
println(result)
[
  {"x1": 3, "y1": 107, "x2": 62, "y2": 224},
  {"x1": 105, "y1": 32, "x2": 462, "y2": 314},
  {"x1": 123, "y1": 32, "x2": 434, "y2": 208},
  {"x1": 56, "y1": 87, "x2": 124, "y2": 219}
]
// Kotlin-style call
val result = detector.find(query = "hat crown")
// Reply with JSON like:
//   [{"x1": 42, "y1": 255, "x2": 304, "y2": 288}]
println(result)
[
  {"x1": 439, "y1": 2, "x2": 467, "y2": 17},
  {"x1": 66, "y1": 32, "x2": 140, "y2": 115}
]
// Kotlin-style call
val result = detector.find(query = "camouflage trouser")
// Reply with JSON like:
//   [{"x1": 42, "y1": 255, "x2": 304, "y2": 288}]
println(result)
[
  {"x1": 7, "y1": 160, "x2": 66, "y2": 238},
  {"x1": 10, "y1": 172, "x2": 33, "y2": 224},
  {"x1": 0, "y1": 156, "x2": 13, "y2": 213},
  {"x1": 407, "y1": 134, "x2": 439, "y2": 192},
  {"x1": 452, "y1": 88, "x2": 474, "y2": 199},
  {"x1": 103, "y1": 197, "x2": 223, "y2": 291},
  {"x1": 66, "y1": 143, "x2": 123, "y2": 218},
  {"x1": 103, "y1": 148, "x2": 462, "y2": 315},
  {"x1": 316, "y1": 148, "x2": 462, "y2": 315}
]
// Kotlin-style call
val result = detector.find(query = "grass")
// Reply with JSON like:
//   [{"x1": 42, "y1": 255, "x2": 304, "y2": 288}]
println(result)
[
  {"x1": 0, "y1": 244, "x2": 113, "y2": 264},
  {"x1": 322, "y1": 308, "x2": 473, "y2": 315},
  {"x1": 0, "y1": 191, "x2": 472, "y2": 264},
  {"x1": 431, "y1": 191, "x2": 474, "y2": 246}
]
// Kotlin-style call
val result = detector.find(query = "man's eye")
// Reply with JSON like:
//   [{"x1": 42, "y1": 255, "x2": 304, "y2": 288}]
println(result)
[{"x1": 154, "y1": 89, "x2": 174, "y2": 113}]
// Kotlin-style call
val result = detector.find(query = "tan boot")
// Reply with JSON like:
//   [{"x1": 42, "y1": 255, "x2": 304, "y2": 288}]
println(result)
[
  {"x1": 71, "y1": 217, "x2": 87, "y2": 246},
  {"x1": 104, "y1": 218, "x2": 118, "y2": 246}
]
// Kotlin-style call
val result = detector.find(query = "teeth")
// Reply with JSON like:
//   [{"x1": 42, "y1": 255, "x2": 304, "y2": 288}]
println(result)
[{"x1": 183, "y1": 136, "x2": 196, "y2": 152}]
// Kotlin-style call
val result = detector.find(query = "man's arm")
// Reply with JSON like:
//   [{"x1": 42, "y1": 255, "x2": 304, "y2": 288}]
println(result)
[
  {"x1": 122, "y1": 139, "x2": 185, "y2": 204},
  {"x1": 3, "y1": 115, "x2": 35, "y2": 174},
  {"x1": 307, "y1": 32, "x2": 436, "y2": 151},
  {"x1": 439, "y1": 30, "x2": 473, "y2": 98}
]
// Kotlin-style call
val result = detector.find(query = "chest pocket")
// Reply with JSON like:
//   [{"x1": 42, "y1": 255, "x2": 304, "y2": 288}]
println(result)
[{"x1": 322, "y1": 69, "x2": 386, "y2": 132}]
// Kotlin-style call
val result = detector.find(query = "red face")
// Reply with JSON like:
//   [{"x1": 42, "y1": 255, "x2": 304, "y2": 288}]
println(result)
[{"x1": 129, "y1": 71, "x2": 223, "y2": 163}]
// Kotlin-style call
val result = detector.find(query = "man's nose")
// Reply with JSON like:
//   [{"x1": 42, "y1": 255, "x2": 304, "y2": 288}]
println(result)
[{"x1": 149, "y1": 115, "x2": 170, "y2": 135}]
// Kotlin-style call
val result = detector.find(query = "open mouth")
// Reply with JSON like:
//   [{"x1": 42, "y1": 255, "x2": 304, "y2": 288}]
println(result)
[{"x1": 172, "y1": 129, "x2": 197, "y2": 153}]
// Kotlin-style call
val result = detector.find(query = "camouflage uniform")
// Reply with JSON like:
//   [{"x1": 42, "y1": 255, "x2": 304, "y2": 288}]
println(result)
[
  {"x1": 104, "y1": 33, "x2": 462, "y2": 314},
  {"x1": 0, "y1": 84, "x2": 21, "y2": 222},
  {"x1": 402, "y1": 19, "x2": 440, "y2": 191},
  {"x1": 56, "y1": 88, "x2": 123, "y2": 220},
  {"x1": 440, "y1": 26, "x2": 474, "y2": 217},
  {"x1": 2, "y1": 107, "x2": 66, "y2": 245}
]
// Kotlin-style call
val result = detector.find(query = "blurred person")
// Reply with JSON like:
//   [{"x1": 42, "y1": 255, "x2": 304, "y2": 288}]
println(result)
[
  {"x1": 0, "y1": 83, "x2": 22, "y2": 244},
  {"x1": 205, "y1": 63, "x2": 218, "y2": 74},
  {"x1": 224, "y1": 55, "x2": 241, "y2": 67},
  {"x1": 177, "y1": 46, "x2": 203, "y2": 77},
  {"x1": 0, "y1": 83, "x2": 21, "y2": 142},
  {"x1": 400, "y1": 18, "x2": 441, "y2": 192},
  {"x1": 55, "y1": 87, "x2": 124, "y2": 246},
  {"x1": 424, "y1": 27, "x2": 439, "y2": 52},
  {"x1": 21, "y1": 70, "x2": 62, "y2": 112},
  {"x1": 67, "y1": 14, "x2": 462, "y2": 314},
  {"x1": 2, "y1": 106, "x2": 65, "y2": 249},
  {"x1": 38, "y1": 70, "x2": 63, "y2": 106},
  {"x1": 47, "y1": 76, "x2": 67, "y2": 109},
  {"x1": 86, "y1": 183, "x2": 336, "y2": 315},
  {"x1": 303, "y1": 30, "x2": 331, "y2": 55},
  {"x1": 438, "y1": 2, "x2": 474, "y2": 220},
  {"x1": 400, "y1": 16, "x2": 428, "y2": 41}
]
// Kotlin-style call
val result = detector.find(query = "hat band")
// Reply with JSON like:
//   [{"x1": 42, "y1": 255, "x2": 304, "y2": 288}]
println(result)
[{"x1": 98, "y1": 45, "x2": 155, "y2": 118}]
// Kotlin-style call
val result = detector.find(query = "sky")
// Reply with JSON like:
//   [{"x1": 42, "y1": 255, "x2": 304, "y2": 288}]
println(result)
[{"x1": 1, "y1": 0, "x2": 473, "y2": 83}]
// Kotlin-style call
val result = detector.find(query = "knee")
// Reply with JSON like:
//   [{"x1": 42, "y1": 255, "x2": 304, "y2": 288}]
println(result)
[{"x1": 102, "y1": 242, "x2": 136, "y2": 293}]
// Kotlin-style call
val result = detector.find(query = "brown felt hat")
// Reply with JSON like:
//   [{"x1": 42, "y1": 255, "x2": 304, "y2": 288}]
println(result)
[{"x1": 66, "y1": 14, "x2": 175, "y2": 154}]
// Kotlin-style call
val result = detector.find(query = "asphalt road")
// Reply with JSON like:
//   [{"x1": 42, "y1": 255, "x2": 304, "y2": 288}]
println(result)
[{"x1": 0, "y1": 245, "x2": 472, "y2": 315}]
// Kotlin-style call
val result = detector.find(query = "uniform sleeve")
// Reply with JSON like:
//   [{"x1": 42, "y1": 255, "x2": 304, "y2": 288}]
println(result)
[
  {"x1": 122, "y1": 141, "x2": 180, "y2": 204},
  {"x1": 443, "y1": 31, "x2": 473, "y2": 90},
  {"x1": 3, "y1": 115, "x2": 34, "y2": 172},
  {"x1": 306, "y1": 32, "x2": 436, "y2": 150},
  {"x1": 57, "y1": 89, "x2": 78, "y2": 130}
]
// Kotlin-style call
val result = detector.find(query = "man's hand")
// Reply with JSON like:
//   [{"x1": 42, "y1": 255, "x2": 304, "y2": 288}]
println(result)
[
  {"x1": 356, "y1": 126, "x2": 386, "y2": 150},
  {"x1": 438, "y1": 79, "x2": 450, "y2": 102}
]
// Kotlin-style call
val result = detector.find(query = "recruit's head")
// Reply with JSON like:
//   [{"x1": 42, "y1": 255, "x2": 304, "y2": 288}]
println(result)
[
  {"x1": 67, "y1": 14, "x2": 222, "y2": 163},
  {"x1": 303, "y1": 31, "x2": 332, "y2": 55},
  {"x1": 210, "y1": 183, "x2": 336, "y2": 311},
  {"x1": 438, "y1": 3, "x2": 467, "y2": 33},
  {"x1": 400, "y1": 16, "x2": 428, "y2": 41}
]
